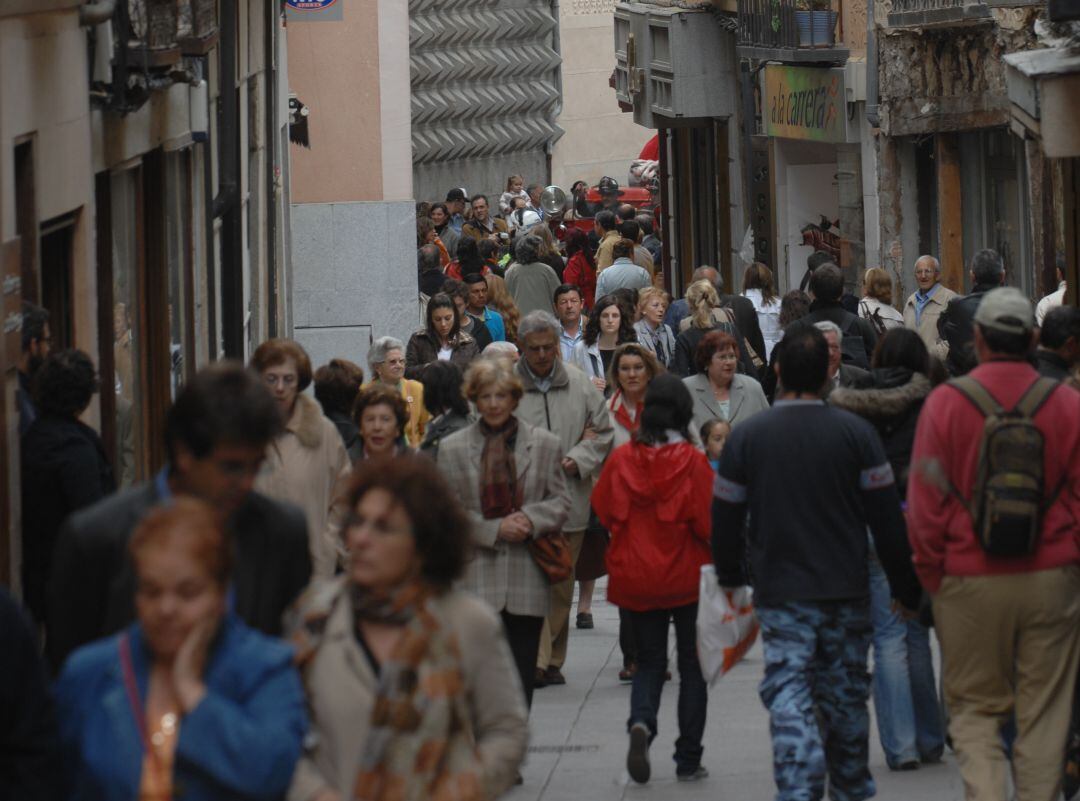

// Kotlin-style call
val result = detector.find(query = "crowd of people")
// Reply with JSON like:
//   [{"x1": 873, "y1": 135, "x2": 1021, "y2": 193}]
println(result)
[{"x1": 6, "y1": 176, "x2": 1080, "y2": 801}]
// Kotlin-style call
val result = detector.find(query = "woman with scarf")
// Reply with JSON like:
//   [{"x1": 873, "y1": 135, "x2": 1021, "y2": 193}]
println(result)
[
  {"x1": 437, "y1": 357, "x2": 571, "y2": 710},
  {"x1": 592, "y1": 374, "x2": 715, "y2": 785},
  {"x1": 603, "y1": 343, "x2": 664, "y2": 681},
  {"x1": 287, "y1": 456, "x2": 528, "y2": 801}
]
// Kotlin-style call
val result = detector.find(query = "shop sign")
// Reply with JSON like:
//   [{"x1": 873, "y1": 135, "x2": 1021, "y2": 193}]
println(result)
[
  {"x1": 764, "y1": 65, "x2": 846, "y2": 143},
  {"x1": 285, "y1": 0, "x2": 342, "y2": 22}
]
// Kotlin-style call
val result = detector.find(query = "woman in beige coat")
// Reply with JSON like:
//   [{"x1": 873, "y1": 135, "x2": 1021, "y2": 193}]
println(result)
[
  {"x1": 287, "y1": 456, "x2": 528, "y2": 801},
  {"x1": 437, "y1": 357, "x2": 571, "y2": 710},
  {"x1": 252, "y1": 339, "x2": 351, "y2": 579}
]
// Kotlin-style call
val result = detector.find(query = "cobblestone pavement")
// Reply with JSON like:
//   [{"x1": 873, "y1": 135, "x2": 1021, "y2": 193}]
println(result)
[{"x1": 506, "y1": 580, "x2": 964, "y2": 801}]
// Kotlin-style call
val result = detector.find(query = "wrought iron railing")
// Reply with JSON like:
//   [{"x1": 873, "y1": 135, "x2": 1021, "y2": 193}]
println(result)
[
  {"x1": 887, "y1": 0, "x2": 991, "y2": 26},
  {"x1": 738, "y1": 0, "x2": 844, "y2": 51}
]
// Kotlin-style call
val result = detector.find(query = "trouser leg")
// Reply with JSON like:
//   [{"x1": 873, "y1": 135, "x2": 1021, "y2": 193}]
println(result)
[
  {"x1": 546, "y1": 530, "x2": 585, "y2": 669},
  {"x1": 501, "y1": 610, "x2": 545, "y2": 710},
  {"x1": 619, "y1": 607, "x2": 637, "y2": 668},
  {"x1": 905, "y1": 617, "x2": 946, "y2": 760},
  {"x1": 627, "y1": 608, "x2": 669, "y2": 739},
  {"x1": 671, "y1": 602, "x2": 707, "y2": 773},
  {"x1": 868, "y1": 556, "x2": 918, "y2": 768}
]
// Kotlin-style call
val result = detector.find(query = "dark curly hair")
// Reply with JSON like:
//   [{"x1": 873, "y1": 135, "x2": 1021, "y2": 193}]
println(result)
[
  {"x1": 583, "y1": 294, "x2": 636, "y2": 347},
  {"x1": 694, "y1": 330, "x2": 739, "y2": 375},
  {"x1": 352, "y1": 383, "x2": 409, "y2": 438},
  {"x1": 421, "y1": 361, "x2": 469, "y2": 417},
  {"x1": 33, "y1": 349, "x2": 97, "y2": 418},
  {"x1": 344, "y1": 454, "x2": 471, "y2": 588},
  {"x1": 313, "y1": 359, "x2": 365, "y2": 418}
]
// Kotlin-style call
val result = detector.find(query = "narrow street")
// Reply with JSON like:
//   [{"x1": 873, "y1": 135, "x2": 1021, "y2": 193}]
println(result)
[{"x1": 511, "y1": 580, "x2": 964, "y2": 801}]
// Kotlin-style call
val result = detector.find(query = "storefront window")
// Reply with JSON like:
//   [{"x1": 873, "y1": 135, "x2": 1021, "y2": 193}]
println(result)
[{"x1": 110, "y1": 168, "x2": 143, "y2": 488}]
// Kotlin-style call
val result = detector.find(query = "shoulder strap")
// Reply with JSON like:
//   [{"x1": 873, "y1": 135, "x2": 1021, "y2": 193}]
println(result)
[
  {"x1": 1013, "y1": 377, "x2": 1059, "y2": 419},
  {"x1": 948, "y1": 376, "x2": 1003, "y2": 418}
]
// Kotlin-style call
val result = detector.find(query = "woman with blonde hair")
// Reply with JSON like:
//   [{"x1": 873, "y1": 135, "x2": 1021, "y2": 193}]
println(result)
[
  {"x1": 742, "y1": 262, "x2": 782, "y2": 361},
  {"x1": 632, "y1": 287, "x2": 676, "y2": 369},
  {"x1": 859, "y1": 267, "x2": 904, "y2": 335},
  {"x1": 533, "y1": 223, "x2": 566, "y2": 281},
  {"x1": 485, "y1": 273, "x2": 521, "y2": 343},
  {"x1": 671, "y1": 280, "x2": 755, "y2": 377}
]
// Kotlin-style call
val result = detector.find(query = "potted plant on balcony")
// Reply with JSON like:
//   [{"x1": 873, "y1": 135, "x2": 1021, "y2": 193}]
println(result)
[
  {"x1": 811, "y1": 0, "x2": 837, "y2": 46},
  {"x1": 794, "y1": 0, "x2": 814, "y2": 45}
]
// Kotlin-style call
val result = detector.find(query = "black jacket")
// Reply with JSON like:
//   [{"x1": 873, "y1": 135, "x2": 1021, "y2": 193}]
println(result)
[
  {"x1": 418, "y1": 411, "x2": 472, "y2": 460},
  {"x1": 326, "y1": 409, "x2": 363, "y2": 463},
  {"x1": 0, "y1": 587, "x2": 61, "y2": 800},
  {"x1": 1035, "y1": 349, "x2": 1071, "y2": 382},
  {"x1": 20, "y1": 416, "x2": 115, "y2": 625},
  {"x1": 800, "y1": 300, "x2": 878, "y2": 368},
  {"x1": 938, "y1": 283, "x2": 1000, "y2": 376},
  {"x1": 721, "y1": 293, "x2": 767, "y2": 369},
  {"x1": 47, "y1": 483, "x2": 311, "y2": 671},
  {"x1": 463, "y1": 312, "x2": 493, "y2": 352},
  {"x1": 404, "y1": 329, "x2": 478, "y2": 381}
]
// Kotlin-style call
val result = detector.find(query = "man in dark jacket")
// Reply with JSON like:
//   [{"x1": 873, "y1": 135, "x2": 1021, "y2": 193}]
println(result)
[
  {"x1": 418, "y1": 244, "x2": 447, "y2": 297},
  {"x1": 47, "y1": 363, "x2": 312, "y2": 671},
  {"x1": 17, "y1": 302, "x2": 51, "y2": 436},
  {"x1": 938, "y1": 248, "x2": 1005, "y2": 376},
  {"x1": 798, "y1": 263, "x2": 877, "y2": 368},
  {"x1": 664, "y1": 266, "x2": 767, "y2": 368},
  {"x1": 1035, "y1": 305, "x2": 1079, "y2": 383}
]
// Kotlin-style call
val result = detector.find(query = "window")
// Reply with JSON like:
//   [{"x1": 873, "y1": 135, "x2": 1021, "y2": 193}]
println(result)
[{"x1": 165, "y1": 149, "x2": 196, "y2": 398}]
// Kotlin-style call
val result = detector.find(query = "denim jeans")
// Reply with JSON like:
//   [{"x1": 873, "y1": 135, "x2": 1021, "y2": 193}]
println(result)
[
  {"x1": 758, "y1": 599, "x2": 875, "y2": 801},
  {"x1": 625, "y1": 603, "x2": 707, "y2": 773},
  {"x1": 868, "y1": 556, "x2": 945, "y2": 767}
]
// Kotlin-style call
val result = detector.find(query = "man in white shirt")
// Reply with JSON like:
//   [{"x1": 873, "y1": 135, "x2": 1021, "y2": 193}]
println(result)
[
  {"x1": 554, "y1": 284, "x2": 586, "y2": 362},
  {"x1": 1036, "y1": 256, "x2": 1067, "y2": 326},
  {"x1": 595, "y1": 239, "x2": 651, "y2": 298}
]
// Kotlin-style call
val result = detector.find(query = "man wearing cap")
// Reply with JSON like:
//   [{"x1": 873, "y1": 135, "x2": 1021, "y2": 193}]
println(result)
[
  {"x1": 908, "y1": 287, "x2": 1080, "y2": 801},
  {"x1": 445, "y1": 188, "x2": 467, "y2": 234}
]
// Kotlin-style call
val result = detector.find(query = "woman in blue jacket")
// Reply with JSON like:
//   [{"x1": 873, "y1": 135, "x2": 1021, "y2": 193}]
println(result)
[{"x1": 54, "y1": 498, "x2": 307, "y2": 801}]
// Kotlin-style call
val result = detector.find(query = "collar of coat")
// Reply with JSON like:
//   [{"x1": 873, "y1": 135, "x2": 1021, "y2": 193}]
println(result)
[
  {"x1": 829, "y1": 371, "x2": 931, "y2": 421},
  {"x1": 516, "y1": 357, "x2": 570, "y2": 391},
  {"x1": 286, "y1": 393, "x2": 327, "y2": 450}
]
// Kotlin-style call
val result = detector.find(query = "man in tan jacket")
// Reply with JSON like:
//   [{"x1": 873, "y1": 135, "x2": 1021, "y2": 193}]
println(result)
[
  {"x1": 903, "y1": 254, "x2": 955, "y2": 358},
  {"x1": 594, "y1": 210, "x2": 622, "y2": 272},
  {"x1": 514, "y1": 311, "x2": 614, "y2": 686}
]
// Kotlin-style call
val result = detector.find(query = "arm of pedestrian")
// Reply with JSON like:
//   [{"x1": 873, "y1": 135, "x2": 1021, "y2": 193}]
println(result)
[
  {"x1": 519, "y1": 441, "x2": 571, "y2": 538},
  {"x1": 565, "y1": 391, "x2": 614, "y2": 478},
  {"x1": 712, "y1": 464, "x2": 750, "y2": 587},
  {"x1": 864, "y1": 480, "x2": 924, "y2": 612}
]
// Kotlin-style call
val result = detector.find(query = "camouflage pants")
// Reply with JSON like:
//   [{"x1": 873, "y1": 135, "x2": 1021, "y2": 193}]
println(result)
[{"x1": 757, "y1": 600, "x2": 875, "y2": 801}]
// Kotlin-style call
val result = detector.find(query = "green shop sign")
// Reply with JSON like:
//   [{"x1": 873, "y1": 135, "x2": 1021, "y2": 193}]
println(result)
[{"x1": 764, "y1": 65, "x2": 847, "y2": 143}]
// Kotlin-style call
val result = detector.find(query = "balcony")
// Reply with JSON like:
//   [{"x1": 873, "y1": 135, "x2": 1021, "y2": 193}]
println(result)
[
  {"x1": 737, "y1": 0, "x2": 850, "y2": 64},
  {"x1": 886, "y1": 0, "x2": 992, "y2": 28}
]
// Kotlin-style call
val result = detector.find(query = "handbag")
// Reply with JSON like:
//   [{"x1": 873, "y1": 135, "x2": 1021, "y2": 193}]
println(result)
[
  {"x1": 527, "y1": 532, "x2": 574, "y2": 584},
  {"x1": 695, "y1": 565, "x2": 758, "y2": 686}
]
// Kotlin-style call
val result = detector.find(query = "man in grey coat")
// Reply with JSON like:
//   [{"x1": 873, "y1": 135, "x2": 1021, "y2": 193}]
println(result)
[{"x1": 515, "y1": 311, "x2": 614, "y2": 686}]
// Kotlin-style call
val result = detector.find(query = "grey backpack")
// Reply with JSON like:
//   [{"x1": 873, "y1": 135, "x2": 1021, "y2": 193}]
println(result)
[{"x1": 949, "y1": 375, "x2": 1061, "y2": 557}]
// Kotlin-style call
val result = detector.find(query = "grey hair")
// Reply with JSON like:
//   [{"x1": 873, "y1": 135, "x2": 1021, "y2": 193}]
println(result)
[
  {"x1": 914, "y1": 254, "x2": 940, "y2": 273},
  {"x1": 514, "y1": 235, "x2": 542, "y2": 265},
  {"x1": 368, "y1": 336, "x2": 405, "y2": 374},
  {"x1": 691, "y1": 265, "x2": 723, "y2": 292},
  {"x1": 483, "y1": 341, "x2": 519, "y2": 359},
  {"x1": 517, "y1": 310, "x2": 561, "y2": 342},
  {"x1": 813, "y1": 320, "x2": 843, "y2": 342}
]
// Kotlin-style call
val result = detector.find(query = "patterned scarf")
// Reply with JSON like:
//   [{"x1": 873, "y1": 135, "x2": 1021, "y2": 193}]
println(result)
[
  {"x1": 351, "y1": 580, "x2": 484, "y2": 801},
  {"x1": 479, "y1": 417, "x2": 520, "y2": 519}
]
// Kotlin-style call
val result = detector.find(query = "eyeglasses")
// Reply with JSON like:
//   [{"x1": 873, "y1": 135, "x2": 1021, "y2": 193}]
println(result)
[{"x1": 714, "y1": 353, "x2": 738, "y2": 362}]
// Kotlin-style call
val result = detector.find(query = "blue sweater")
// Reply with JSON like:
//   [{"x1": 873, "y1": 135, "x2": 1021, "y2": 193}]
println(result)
[
  {"x1": 711, "y1": 399, "x2": 922, "y2": 610},
  {"x1": 54, "y1": 615, "x2": 307, "y2": 801}
]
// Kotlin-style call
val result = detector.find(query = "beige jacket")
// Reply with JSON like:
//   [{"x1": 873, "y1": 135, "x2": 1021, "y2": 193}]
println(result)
[
  {"x1": 438, "y1": 418, "x2": 571, "y2": 618},
  {"x1": 594, "y1": 229, "x2": 621, "y2": 272},
  {"x1": 287, "y1": 583, "x2": 529, "y2": 801},
  {"x1": 255, "y1": 394, "x2": 351, "y2": 578},
  {"x1": 903, "y1": 284, "x2": 956, "y2": 358},
  {"x1": 515, "y1": 359, "x2": 613, "y2": 531}
]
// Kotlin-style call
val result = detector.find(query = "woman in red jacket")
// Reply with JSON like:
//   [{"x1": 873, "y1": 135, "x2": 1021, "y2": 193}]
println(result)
[
  {"x1": 562, "y1": 228, "x2": 597, "y2": 310},
  {"x1": 592, "y1": 373, "x2": 714, "y2": 786}
]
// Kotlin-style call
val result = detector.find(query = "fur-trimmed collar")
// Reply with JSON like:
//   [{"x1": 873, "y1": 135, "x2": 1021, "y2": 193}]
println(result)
[
  {"x1": 829, "y1": 371, "x2": 931, "y2": 423},
  {"x1": 286, "y1": 393, "x2": 327, "y2": 449}
]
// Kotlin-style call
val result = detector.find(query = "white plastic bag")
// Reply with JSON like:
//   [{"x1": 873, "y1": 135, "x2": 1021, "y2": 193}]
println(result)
[{"x1": 696, "y1": 565, "x2": 759, "y2": 686}]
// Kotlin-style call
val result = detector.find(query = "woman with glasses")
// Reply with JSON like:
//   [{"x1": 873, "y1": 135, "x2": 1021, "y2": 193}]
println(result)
[
  {"x1": 682, "y1": 331, "x2": 768, "y2": 435},
  {"x1": 252, "y1": 339, "x2": 352, "y2": 579},
  {"x1": 366, "y1": 336, "x2": 430, "y2": 448}
]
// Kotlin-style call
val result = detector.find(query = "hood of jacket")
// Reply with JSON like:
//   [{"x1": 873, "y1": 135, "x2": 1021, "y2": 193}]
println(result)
[
  {"x1": 610, "y1": 440, "x2": 702, "y2": 508},
  {"x1": 829, "y1": 370, "x2": 931, "y2": 422},
  {"x1": 287, "y1": 393, "x2": 328, "y2": 450}
]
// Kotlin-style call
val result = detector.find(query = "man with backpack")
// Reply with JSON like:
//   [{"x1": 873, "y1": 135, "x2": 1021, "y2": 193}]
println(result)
[
  {"x1": 908, "y1": 287, "x2": 1080, "y2": 801},
  {"x1": 798, "y1": 263, "x2": 877, "y2": 369}
]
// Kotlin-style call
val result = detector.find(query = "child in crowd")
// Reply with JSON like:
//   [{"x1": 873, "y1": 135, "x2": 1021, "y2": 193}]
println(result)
[{"x1": 701, "y1": 418, "x2": 731, "y2": 473}]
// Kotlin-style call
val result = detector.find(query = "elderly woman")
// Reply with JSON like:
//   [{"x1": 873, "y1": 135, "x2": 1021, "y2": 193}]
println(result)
[
  {"x1": 352, "y1": 385, "x2": 410, "y2": 462},
  {"x1": 405, "y1": 293, "x2": 479, "y2": 381},
  {"x1": 418, "y1": 361, "x2": 472, "y2": 459},
  {"x1": 313, "y1": 358, "x2": 365, "y2": 463},
  {"x1": 683, "y1": 330, "x2": 769, "y2": 434},
  {"x1": 592, "y1": 374, "x2": 715, "y2": 784},
  {"x1": 437, "y1": 357, "x2": 571, "y2": 709},
  {"x1": 672, "y1": 280, "x2": 756, "y2": 378},
  {"x1": 287, "y1": 457, "x2": 528, "y2": 801},
  {"x1": 572, "y1": 294, "x2": 638, "y2": 395},
  {"x1": 633, "y1": 288, "x2": 676, "y2": 369},
  {"x1": 57, "y1": 499, "x2": 307, "y2": 800},
  {"x1": 367, "y1": 336, "x2": 430, "y2": 447},
  {"x1": 252, "y1": 339, "x2": 351, "y2": 579}
]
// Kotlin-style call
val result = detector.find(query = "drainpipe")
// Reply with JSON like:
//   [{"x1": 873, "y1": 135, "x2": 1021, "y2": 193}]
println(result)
[
  {"x1": 548, "y1": 0, "x2": 563, "y2": 184},
  {"x1": 866, "y1": 0, "x2": 880, "y2": 127},
  {"x1": 79, "y1": 0, "x2": 116, "y2": 26},
  {"x1": 265, "y1": 3, "x2": 279, "y2": 337},
  {"x1": 215, "y1": 0, "x2": 244, "y2": 359}
]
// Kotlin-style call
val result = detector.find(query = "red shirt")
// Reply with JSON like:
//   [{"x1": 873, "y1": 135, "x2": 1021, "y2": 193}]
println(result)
[
  {"x1": 592, "y1": 440, "x2": 714, "y2": 611},
  {"x1": 563, "y1": 252, "x2": 597, "y2": 310},
  {"x1": 907, "y1": 361, "x2": 1080, "y2": 593}
]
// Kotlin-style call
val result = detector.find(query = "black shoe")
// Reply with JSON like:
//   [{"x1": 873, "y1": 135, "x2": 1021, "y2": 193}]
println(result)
[
  {"x1": 534, "y1": 667, "x2": 548, "y2": 689},
  {"x1": 676, "y1": 766, "x2": 709, "y2": 782},
  {"x1": 891, "y1": 760, "x2": 919, "y2": 772},
  {"x1": 619, "y1": 664, "x2": 636, "y2": 682},
  {"x1": 627, "y1": 723, "x2": 650, "y2": 784},
  {"x1": 576, "y1": 612, "x2": 594, "y2": 629},
  {"x1": 545, "y1": 666, "x2": 566, "y2": 686},
  {"x1": 514, "y1": 773, "x2": 524, "y2": 785}
]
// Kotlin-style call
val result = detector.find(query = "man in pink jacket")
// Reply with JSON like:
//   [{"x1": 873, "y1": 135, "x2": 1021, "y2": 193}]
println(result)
[{"x1": 908, "y1": 287, "x2": 1080, "y2": 801}]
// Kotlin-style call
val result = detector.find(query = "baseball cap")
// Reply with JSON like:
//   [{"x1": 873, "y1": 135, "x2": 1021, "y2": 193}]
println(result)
[
  {"x1": 446, "y1": 188, "x2": 467, "y2": 202},
  {"x1": 974, "y1": 287, "x2": 1034, "y2": 335}
]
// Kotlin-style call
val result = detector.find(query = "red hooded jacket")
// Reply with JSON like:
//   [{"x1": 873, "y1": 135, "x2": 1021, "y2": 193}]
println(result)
[{"x1": 592, "y1": 440, "x2": 714, "y2": 611}]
